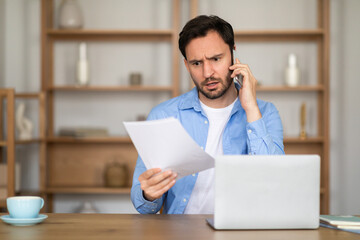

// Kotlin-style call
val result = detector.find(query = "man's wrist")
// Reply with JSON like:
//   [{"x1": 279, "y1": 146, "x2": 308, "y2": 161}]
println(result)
[
  {"x1": 245, "y1": 105, "x2": 262, "y2": 123},
  {"x1": 143, "y1": 190, "x2": 156, "y2": 202}
]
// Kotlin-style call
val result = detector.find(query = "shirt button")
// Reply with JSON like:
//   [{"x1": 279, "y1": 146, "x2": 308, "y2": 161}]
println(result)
[
  {"x1": 248, "y1": 129, "x2": 252, "y2": 134},
  {"x1": 249, "y1": 152, "x2": 252, "y2": 155},
  {"x1": 183, "y1": 198, "x2": 187, "y2": 202},
  {"x1": 204, "y1": 120, "x2": 208, "y2": 124},
  {"x1": 192, "y1": 174, "x2": 196, "y2": 177},
  {"x1": 200, "y1": 146, "x2": 204, "y2": 150},
  {"x1": 152, "y1": 209, "x2": 155, "y2": 212}
]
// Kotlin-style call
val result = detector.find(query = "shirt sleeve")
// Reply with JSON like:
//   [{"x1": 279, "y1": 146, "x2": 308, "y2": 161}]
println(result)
[
  {"x1": 130, "y1": 155, "x2": 164, "y2": 214},
  {"x1": 130, "y1": 108, "x2": 167, "y2": 214},
  {"x1": 246, "y1": 102, "x2": 284, "y2": 155}
]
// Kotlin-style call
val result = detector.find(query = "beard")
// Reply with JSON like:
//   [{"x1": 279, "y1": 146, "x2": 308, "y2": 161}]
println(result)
[{"x1": 192, "y1": 71, "x2": 233, "y2": 100}]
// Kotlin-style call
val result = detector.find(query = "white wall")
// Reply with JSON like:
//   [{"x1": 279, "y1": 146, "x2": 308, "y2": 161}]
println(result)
[
  {"x1": 330, "y1": 0, "x2": 360, "y2": 214},
  {"x1": 3, "y1": 0, "x2": 25, "y2": 91},
  {"x1": 0, "y1": 0, "x2": 4, "y2": 86},
  {"x1": 1, "y1": 0, "x2": 360, "y2": 214}
]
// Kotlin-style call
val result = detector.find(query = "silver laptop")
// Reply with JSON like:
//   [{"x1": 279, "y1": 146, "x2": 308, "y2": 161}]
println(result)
[{"x1": 207, "y1": 155, "x2": 320, "y2": 230}]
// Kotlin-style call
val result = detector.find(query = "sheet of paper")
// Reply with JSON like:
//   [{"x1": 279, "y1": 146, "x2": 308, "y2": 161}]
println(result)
[{"x1": 123, "y1": 117, "x2": 214, "y2": 179}]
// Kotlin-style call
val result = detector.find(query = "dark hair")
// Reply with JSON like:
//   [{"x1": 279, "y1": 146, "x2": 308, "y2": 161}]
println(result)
[{"x1": 179, "y1": 15, "x2": 235, "y2": 59}]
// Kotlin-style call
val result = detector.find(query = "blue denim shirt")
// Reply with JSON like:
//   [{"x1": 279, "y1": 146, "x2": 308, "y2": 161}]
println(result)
[{"x1": 131, "y1": 87, "x2": 284, "y2": 214}]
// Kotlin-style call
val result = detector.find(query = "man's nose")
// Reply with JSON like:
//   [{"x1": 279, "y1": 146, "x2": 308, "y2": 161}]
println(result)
[{"x1": 203, "y1": 61, "x2": 214, "y2": 79}]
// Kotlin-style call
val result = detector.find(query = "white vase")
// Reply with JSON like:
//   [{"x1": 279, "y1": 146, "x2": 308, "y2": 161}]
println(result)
[
  {"x1": 285, "y1": 54, "x2": 300, "y2": 87},
  {"x1": 76, "y1": 42, "x2": 89, "y2": 86},
  {"x1": 59, "y1": 0, "x2": 83, "y2": 29}
]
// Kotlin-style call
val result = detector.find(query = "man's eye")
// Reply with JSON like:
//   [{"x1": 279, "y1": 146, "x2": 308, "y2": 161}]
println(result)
[
  {"x1": 213, "y1": 58, "x2": 220, "y2": 61},
  {"x1": 192, "y1": 62, "x2": 201, "y2": 66}
]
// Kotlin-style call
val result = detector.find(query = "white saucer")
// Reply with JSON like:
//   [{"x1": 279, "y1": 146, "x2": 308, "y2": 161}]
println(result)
[{"x1": 0, "y1": 214, "x2": 48, "y2": 226}]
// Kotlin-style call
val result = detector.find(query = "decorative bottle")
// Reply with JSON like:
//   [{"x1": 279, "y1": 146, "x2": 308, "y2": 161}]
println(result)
[
  {"x1": 76, "y1": 42, "x2": 89, "y2": 86},
  {"x1": 285, "y1": 54, "x2": 300, "y2": 87}
]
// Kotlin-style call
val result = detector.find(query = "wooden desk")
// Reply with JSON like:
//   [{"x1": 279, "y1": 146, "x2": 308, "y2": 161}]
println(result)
[{"x1": 0, "y1": 214, "x2": 358, "y2": 240}]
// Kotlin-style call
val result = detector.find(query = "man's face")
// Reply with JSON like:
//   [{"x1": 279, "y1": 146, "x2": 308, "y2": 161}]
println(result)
[{"x1": 184, "y1": 31, "x2": 233, "y2": 101}]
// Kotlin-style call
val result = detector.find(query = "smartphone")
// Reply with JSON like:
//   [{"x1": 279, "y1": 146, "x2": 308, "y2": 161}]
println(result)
[{"x1": 233, "y1": 50, "x2": 243, "y2": 88}]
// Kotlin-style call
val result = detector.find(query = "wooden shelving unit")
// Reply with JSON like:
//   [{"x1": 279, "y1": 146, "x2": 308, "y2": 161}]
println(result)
[
  {"x1": 40, "y1": 0, "x2": 181, "y2": 212},
  {"x1": 40, "y1": 0, "x2": 329, "y2": 213}
]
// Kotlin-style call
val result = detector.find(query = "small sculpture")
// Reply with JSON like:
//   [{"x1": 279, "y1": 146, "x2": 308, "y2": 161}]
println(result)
[
  {"x1": 77, "y1": 201, "x2": 98, "y2": 213},
  {"x1": 300, "y1": 102, "x2": 307, "y2": 139},
  {"x1": 129, "y1": 72, "x2": 142, "y2": 86},
  {"x1": 136, "y1": 115, "x2": 146, "y2": 121},
  {"x1": 16, "y1": 102, "x2": 33, "y2": 140},
  {"x1": 104, "y1": 161, "x2": 128, "y2": 188}
]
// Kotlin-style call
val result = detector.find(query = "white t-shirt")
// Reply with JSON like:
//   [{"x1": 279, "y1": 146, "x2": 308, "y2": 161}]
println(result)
[{"x1": 184, "y1": 99, "x2": 236, "y2": 214}]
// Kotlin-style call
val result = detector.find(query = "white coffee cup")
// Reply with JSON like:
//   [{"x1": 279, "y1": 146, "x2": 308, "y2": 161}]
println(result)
[{"x1": 7, "y1": 196, "x2": 44, "y2": 219}]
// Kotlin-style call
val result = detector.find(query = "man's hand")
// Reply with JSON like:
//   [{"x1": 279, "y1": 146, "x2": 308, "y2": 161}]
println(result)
[
  {"x1": 138, "y1": 168, "x2": 177, "y2": 202},
  {"x1": 229, "y1": 58, "x2": 262, "y2": 122}
]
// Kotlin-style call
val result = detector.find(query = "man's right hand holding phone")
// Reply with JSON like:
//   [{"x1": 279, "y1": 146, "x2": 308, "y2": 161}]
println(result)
[
  {"x1": 229, "y1": 58, "x2": 262, "y2": 123},
  {"x1": 138, "y1": 168, "x2": 177, "y2": 201}
]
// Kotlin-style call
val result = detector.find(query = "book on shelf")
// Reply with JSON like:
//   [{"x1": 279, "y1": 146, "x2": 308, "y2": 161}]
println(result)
[{"x1": 58, "y1": 127, "x2": 109, "y2": 138}]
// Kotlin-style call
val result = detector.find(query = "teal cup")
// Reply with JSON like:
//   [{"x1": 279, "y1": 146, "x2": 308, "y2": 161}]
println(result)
[{"x1": 7, "y1": 196, "x2": 44, "y2": 219}]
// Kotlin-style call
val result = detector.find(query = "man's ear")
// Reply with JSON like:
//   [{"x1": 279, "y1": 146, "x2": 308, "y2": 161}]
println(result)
[{"x1": 184, "y1": 58, "x2": 190, "y2": 73}]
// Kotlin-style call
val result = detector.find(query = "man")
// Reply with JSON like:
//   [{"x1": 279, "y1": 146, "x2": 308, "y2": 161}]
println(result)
[{"x1": 131, "y1": 15, "x2": 284, "y2": 214}]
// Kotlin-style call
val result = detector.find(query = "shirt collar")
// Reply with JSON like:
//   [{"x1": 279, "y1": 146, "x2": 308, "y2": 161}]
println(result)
[
  {"x1": 179, "y1": 87, "x2": 202, "y2": 112},
  {"x1": 179, "y1": 84, "x2": 245, "y2": 116}
]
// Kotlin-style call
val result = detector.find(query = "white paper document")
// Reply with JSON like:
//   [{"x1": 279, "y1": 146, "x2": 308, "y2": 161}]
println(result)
[{"x1": 123, "y1": 117, "x2": 214, "y2": 179}]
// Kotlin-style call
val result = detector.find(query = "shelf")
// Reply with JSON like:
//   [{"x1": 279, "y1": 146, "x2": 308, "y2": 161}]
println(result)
[
  {"x1": 47, "y1": 136, "x2": 132, "y2": 144},
  {"x1": 15, "y1": 93, "x2": 41, "y2": 99},
  {"x1": 256, "y1": 85, "x2": 324, "y2": 92},
  {"x1": 47, "y1": 137, "x2": 323, "y2": 145},
  {"x1": 16, "y1": 190, "x2": 42, "y2": 196},
  {"x1": 46, "y1": 29, "x2": 173, "y2": 41},
  {"x1": 234, "y1": 29, "x2": 324, "y2": 41},
  {"x1": 42, "y1": 188, "x2": 326, "y2": 195},
  {"x1": 15, "y1": 139, "x2": 43, "y2": 145},
  {"x1": 48, "y1": 85, "x2": 322, "y2": 93},
  {"x1": 284, "y1": 137, "x2": 324, "y2": 144},
  {"x1": 48, "y1": 85, "x2": 174, "y2": 92},
  {"x1": 46, "y1": 29, "x2": 323, "y2": 42},
  {"x1": 0, "y1": 141, "x2": 6, "y2": 147},
  {"x1": 45, "y1": 187, "x2": 325, "y2": 195},
  {"x1": 45, "y1": 187, "x2": 131, "y2": 194}
]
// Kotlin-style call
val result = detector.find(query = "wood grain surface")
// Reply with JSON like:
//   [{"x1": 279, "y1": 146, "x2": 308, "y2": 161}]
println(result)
[{"x1": 0, "y1": 214, "x2": 358, "y2": 240}]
